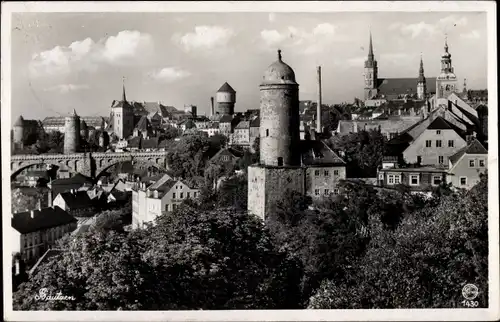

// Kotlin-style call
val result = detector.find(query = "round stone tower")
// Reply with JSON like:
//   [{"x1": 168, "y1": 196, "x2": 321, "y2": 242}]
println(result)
[
  {"x1": 259, "y1": 49, "x2": 300, "y2": 167},
  {"x1": 13, "y1": 115, "x2": 25, "y2": 144},
  {"x1": 64, "y1": 109, "x2": 81, "y2": 154},
  {"x1": 216, "y1": 82, "x2": 236, "y2": 115}
]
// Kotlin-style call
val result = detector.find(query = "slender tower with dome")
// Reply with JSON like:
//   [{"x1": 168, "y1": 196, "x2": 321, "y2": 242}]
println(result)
[
  {"x1": 436, "y1": 36, "x2": 458, "y2": 104},
  {"x1": 248, "y1": 50, "x2": 306, "y2": 220}
]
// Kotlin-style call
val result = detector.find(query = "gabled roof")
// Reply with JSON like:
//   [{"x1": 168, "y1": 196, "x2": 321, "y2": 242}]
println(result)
[
  {"x1": 449, "y1": 138, "x2": 487, "y2": 165},
  {"x1": 142, "y1": 137, "x2": 159, "y2": 149},
  {"x1": 50, "y1": 173, "x2": 93, "y2": 186},
  {"x1": 57, "y1": 191, "x2": 94, "y2": 209},
  {"x1": 300, "y1": 140, "x2": 346, "y2": 166},
  {"x1": 210, "y1": 147, "x2": 244, "y2": 162},
  {"x1": 427, "y1": 116, "x2": 453, "y2": 130},
  {"x1": 377, "y1": 77, "x2": 437, "y2": 96},
  {"x1": 235, "y1": 121, "x2": 250, "y2": 129},
  {"x1": 127, "y1": 136, "x2": 142, "y2": 148},
  {"x1": 134, "y1": 115, "x2": 150, "y2": 131},
  {"x1": 149, "y1": 173, "x2": 174, "y2": 190},
  {"x1": 250, "y1": 116, "x2": 260, "y2": 127},
  {"x1": 12, "y1": 206, "x2": 76, "y2": 234},
  {"x1": 219, "y1": 114, "x2": 233, "y2": 123},
  {"x1": 217, "y1": 82, "x2": 236, "y2": 93}
]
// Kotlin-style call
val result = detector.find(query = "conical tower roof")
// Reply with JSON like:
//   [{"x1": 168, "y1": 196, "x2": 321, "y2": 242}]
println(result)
[{"x1": 217, "y1": 82, "x2": 236, "y2": 93}]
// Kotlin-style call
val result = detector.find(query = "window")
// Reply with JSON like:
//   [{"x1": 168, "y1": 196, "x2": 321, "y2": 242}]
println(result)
[
  {"x1": 460, "y1": 177, "x2": 467, "y2": 186},
  {"x1": 324, "y1": 189, "x2": 329, "y2": 195},
  {"x1": 448, "y1": 140, "x2": 454, "y2": 147},
  {"x1": 388, "y1": 174, "x2": 401, "y2": 185},
  {"x1": 333, "y1": 188, "x2": 339, "y2": 195},
  {"x1": 324, "y1": 170, "x2": 330, "y2": 177},
  {"x1": 438, "y1": 156, "x2": 444, "y2": 164},
  {"x1": 410, "y1": 175, "x2": 419, "y2": 186},
  {"x1": 266, "y1": 129, "x2": 269, "y2": 137},
  {"x1": 187, "y1": 192, "x2": 190, "y2": 198},
  {"x1": 479, "y1": 159, "x2": 485, "y2": 167},
  {"x1": 469, "y1": 159, "x2": 475, "y2": 168},
  {"x1": 194, "y1": 192, "x2": 198, "y2": 198},
  {"x1": 425, "y1": 140, "x2": 432, "y2": 148},
  {"x1": 165, "y1": 204, "x2": 169, "y2": 211},
  {"x1": 314, "y1": 170, "x2": 320, "y2": 176},
  {"x1": 333, "y1": 170, "x2": 339, "y2": 176},
  {"x1": 172, "y1": 192, "x2": 176, "y2": 199},
  {"x1": 436, "y1": 130, "x2": 441, "y2": 135},
  {"x1": 436, "y1": 140, "x2": 442, "y2": 147},
  {"x1": 277, "y1": 157, "x2": 283, "y2": 166},
  {"x1": 417, "y1": 156, "x2": 422, "y2": 164},
  {"x1": 433, "y1": 176, "x2": 442, "y2": 186},
  {"x1": 315, "y1": 189, "x2": 320, "y2": 196},
  {"x1": 222, "y1": 155, "x2": 230, "y2": 162},
  {"x1": 180, "y1": 192, "x2": 184, "y2": 199}
]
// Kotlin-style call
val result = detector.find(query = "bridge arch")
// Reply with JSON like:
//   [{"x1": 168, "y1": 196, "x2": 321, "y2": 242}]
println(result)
[{"x1": 10, "y1": 161, "x2": 67, "y2": 180}]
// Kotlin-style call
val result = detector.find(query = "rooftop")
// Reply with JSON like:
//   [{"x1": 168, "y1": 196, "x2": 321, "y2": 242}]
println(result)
[
  {"x1": 12, "y1": 206, "x2": 77, "y2": 234},
  {"x1": 57, "y1": 191, "x2": 94, "y2": 209}
]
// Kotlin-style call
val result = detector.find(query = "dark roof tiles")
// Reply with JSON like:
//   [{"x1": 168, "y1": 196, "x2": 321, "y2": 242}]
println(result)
[{"x1": 12, "y1": 206, "x2": 76, "y2": 234}]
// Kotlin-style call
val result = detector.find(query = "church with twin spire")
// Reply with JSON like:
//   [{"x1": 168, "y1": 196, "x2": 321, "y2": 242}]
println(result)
[{"x1": 363, "y1": 32, "x2": 459, "y2": 104}]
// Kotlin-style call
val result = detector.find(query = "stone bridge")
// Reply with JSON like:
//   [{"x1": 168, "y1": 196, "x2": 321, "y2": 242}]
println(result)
[{"x1": 11, "y1": 151, "x2": 169, "y2": 180}]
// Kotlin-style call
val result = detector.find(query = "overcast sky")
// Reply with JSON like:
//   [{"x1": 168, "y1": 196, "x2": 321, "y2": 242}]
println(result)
[{"x1": 10, "y1": 12, "x2": 487, "y2": 122}]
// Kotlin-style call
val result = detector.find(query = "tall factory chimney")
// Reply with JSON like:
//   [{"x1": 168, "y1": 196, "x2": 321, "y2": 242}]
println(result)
[
  {"x1": 316, "y1": 66, "x2": 322, "y2": 133},
  {"x1": 210, "y1": 97, "x2": 215, "y2": 116}
]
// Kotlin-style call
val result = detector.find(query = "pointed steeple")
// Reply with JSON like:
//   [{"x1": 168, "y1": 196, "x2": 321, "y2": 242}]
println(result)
[
  {"x1": 368, "y1": 30, "x2": 374, "y2": 60},
  {"x1": 418, "y1": 53, "x2": 426, "y2": 82},
  {"x1": 122, "y1": 76, "x2": 127, "y2": 102}
]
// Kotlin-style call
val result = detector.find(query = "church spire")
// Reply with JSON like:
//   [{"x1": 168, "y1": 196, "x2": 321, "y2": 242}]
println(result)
[
  {"x1": 122, "y1": 76, "x2": 127, "y2": 102},
  {"x1": 418, "y1": 53, "x2": 425, "y2": 82}
]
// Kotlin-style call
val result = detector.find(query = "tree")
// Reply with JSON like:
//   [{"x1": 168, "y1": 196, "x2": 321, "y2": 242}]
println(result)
[
  {"x1": 166, "y1": 133, "x2": 212, "y2": 179},
  {"x1": 215, "y1": 175, "x2": 248, "y2": 210},
  {"x1": 13, "y1": 230, "x2": 162, "y2": 310},
  {"x1": 162, "y1": 125, "x2": 181, "y2": 140},
  {"x1": 47, "y1": 131, "x2": 64, "y2": 153},
  {"x1": 142, "y1": 205, "x2": 304, "y2": 309},
  {"x1": 308, "y1": 174, "x2": 488, "y2": 309},
  {"x1": 328, "y1": 129, "x2": 386, "y2": 177}
]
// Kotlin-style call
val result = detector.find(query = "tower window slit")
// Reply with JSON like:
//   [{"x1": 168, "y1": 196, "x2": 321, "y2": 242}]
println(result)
[{"x1": 266, "y1": 129, "x2": 269, "y2": 137}]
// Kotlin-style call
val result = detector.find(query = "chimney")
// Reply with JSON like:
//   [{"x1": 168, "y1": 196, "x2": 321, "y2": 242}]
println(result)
[
  {"x1": 210, "y1": 97, "x2": 215, "y2": 116},
  {"x1": 48, "y1": 190, "x2": 53, "y2": 207},
  {"x1": 316, "y1": 66, "x2": 322, "y2": 133}
]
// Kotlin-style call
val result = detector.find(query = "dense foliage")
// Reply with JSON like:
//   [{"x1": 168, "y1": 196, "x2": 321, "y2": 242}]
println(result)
[
  {"x1": 12, "y1": 162, "x2": 488, "y2": 310},
  {"x1": 328, "y1": 129, "x2": 386, "y2": 177}
]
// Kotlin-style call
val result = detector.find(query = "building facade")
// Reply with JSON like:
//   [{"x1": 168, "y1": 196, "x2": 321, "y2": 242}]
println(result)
[
  {"x1": 11, "y1": 206, "x2": 77, "y2": 264},
  {"x1": 447, "y1": 138, "x2": 488, "y2": 189},
  {"x1": 132, "y1": 174, "x2": 199, "y2": 229}
]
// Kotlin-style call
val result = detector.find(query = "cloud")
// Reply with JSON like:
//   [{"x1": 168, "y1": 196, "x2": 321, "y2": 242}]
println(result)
[
  {"x1": 29, "y1": 30, "x2": 154, "y2": 77},
  {"x1": 389, "y1": 15, "x2": 469, "y2": 39},
  {"x1": 461, "y1": 29, "x2": 481, "y2": 39},
  {"x1": 389, "y1": 21, "x2": 436, "y2": 38},
  {"x1": 268, "y1": 13, "x2": 276, "y2": 22},
  {"x1": 148, "y1": 67, "x2": 191, "y2": 82},
  {"x1": 44, "y1": 84, "x2": 90, "y2": 93},
  {"x1": 173, "y1": 26, "x2": 235, "y2": 53},
  {"x1": 259, "y1": 23, "x2": 342, "y2": 54},
  {"x1": 438, "y1": 15, "x2": 468, "y2": 29}
]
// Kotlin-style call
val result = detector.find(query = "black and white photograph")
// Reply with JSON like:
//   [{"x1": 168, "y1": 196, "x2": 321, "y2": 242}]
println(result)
[{"x1": 1, "y1": 1, "x2": 498, "y2": 321}]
